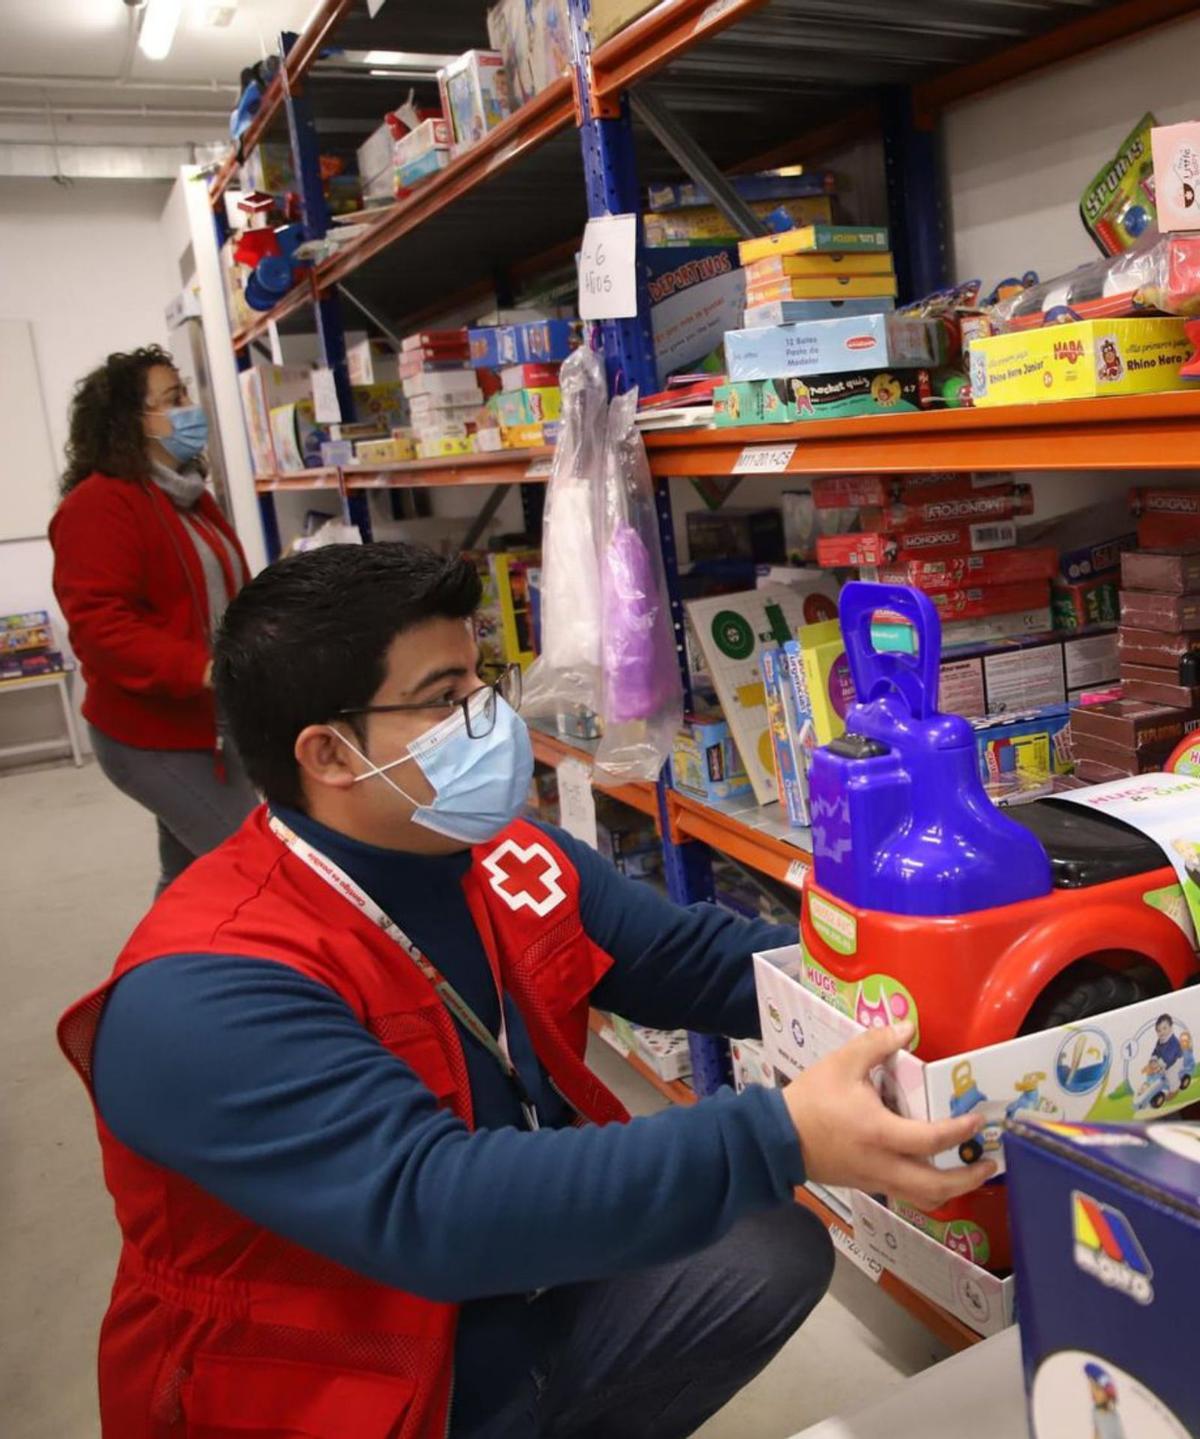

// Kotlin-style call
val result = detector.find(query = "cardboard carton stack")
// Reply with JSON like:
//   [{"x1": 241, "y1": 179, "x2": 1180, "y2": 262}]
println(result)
[
  {"x1": 467, "y1": 320, "x2": 580, "y2": 449},
  {"x1": 400, "y1": 328, "x2": 487, "y2": 459},
  {"x1": 0, "y1": 612, "x2": 67, "y2": 682}
]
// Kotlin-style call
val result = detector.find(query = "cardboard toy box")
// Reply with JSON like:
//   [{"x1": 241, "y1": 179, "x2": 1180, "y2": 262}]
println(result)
[
  {"x1": 754, "y1": 944, "x2": 1200, "y2": 1175},
  {"x1": 437, "y1": 50, "x2": 512, "y2": 154},
  {"x1": 670, "y1": 714, "x2": 753, "y2": 803},
  {"x1": 724, "y1": 314, "x2": 948, "y2": 383},
  {"x1": 1006, "y1": 1117, "x2": 1200, "y2": 1437},
  {"x1": 715, "y1": 370, "x2": 932, "y2": 426},
  {"x1": 970, "y1": 317, "x2": 1195, "y2": 407}
]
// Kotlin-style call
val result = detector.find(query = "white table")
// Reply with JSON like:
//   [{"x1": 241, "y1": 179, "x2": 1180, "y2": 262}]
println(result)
[
  {"x1": 0, "y1": 669, "x2": 83, "y2": 768},
  {"x1": 790, "y1": 1328, "x2": 1025, "y2": 1439}
]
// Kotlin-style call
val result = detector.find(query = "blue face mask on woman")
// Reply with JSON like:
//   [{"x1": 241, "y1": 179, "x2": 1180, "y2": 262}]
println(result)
[
  {"x1": 330, "y1": 692, "x2": 535, "y2": 846},
  {"x1": 158, "y1": 405, "x2": 209, "y2": 464}
]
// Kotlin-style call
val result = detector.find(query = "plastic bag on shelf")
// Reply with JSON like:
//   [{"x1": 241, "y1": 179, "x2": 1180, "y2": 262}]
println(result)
[
  {"x1": 989, "y1": 233, "x2": 1200, "y2": 332},
  {"x1": 594, "y1": 386, "x2": 684, "y2": 783},
  {"x1": 521, "y1": 346, "x2": 608, "y2": 731}
]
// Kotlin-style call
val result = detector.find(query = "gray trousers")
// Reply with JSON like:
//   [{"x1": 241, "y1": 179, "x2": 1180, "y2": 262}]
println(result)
[
  {"x1": 480, "y1": 1204, "x2": 834, "y2": 1439},
  {"x1": 88, "y1": 726, "x2": 258, "y2": 897}
]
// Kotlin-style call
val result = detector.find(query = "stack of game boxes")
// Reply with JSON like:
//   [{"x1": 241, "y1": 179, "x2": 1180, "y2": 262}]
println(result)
[
  {"x1": 1071, "y1": 544, "x2": 1200, "y2": 781},
  {"x1": 811, "y1": 473, "x2": 1052, "y2": 646},
  {"x1": 714, "y1": 226, "x2": 957, "y2": 425},
  {"x1": 0, "y1": 612, "x2": 67, "y2": 682},
  {"x1": 642, "y1": 171, "x2": 837, "y2": 249},
  {"x1": 467, "y1": 319, "x2": 580, "y2": 449},
  {"x1": 400, "y1": 328, "x2": 487, "y2": 459}
]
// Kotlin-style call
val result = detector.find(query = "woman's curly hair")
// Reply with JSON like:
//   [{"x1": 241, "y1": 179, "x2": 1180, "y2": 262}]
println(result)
[{"x1": 61, "y1": 346, "x2": 177, "y2": 493}]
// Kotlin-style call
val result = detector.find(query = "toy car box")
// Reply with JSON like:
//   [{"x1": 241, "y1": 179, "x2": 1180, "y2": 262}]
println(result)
[
  {"x1": 724, "y1": 313, "x2": 948, "y2": 383},
  {"x1": 753, "y1": 944, "x2": 1200, "y2": 1177},
  {"x1": 969, "y1": 317, "x2": 1194, "y2": 407},
  {"x1": 1006, "y1": 1117, "x2": 1200, "y2": 1438}
]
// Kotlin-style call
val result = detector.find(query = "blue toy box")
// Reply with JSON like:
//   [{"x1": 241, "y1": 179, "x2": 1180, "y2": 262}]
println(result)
[{"x1": 1006, "y1": 1117, "x2": 1200, "y2": 1439}]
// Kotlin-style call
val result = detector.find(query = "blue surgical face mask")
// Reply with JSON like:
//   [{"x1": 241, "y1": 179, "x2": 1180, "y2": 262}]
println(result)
[
  {"x1": 157, "y1": 405, "x2": 209, "y2": 464},
  {"x1": 330, "y1": 691, "x2": 534, "y2": 846}
]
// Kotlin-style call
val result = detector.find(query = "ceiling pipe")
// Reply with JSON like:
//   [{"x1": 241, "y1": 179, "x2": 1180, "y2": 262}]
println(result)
[
  {"x1": 0, "y1": 73, "x2": 237, "y2": 94},
  {"x1": 0, "y1": 103, "x2": 228, "y2": 121}
]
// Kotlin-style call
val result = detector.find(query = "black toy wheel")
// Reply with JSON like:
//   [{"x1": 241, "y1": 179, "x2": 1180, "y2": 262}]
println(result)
[
  {"x1": 1021, "y1": 962, "x2": 1164, "y2": 1035},
  {"x1": 1181, "y1": 1074, "x2": 1192, "y2": 1091},
  {"x1": 1151, "y1": 1091, "x2": 1167, "y2": 1110},
  {"x1": 959, "y1": 1138, "x2": 984, "y2": 1164}
]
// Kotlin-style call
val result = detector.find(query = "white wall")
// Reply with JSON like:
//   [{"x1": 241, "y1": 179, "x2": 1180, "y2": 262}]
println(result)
[
  {"x1": 945, "y1": 15, "x2": 1200, "y2": 286},
  {"x1": 0, "y1": 178, "x2": 178, "y2": 757}
]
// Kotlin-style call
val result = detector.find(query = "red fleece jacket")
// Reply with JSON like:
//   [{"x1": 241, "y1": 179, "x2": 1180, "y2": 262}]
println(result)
[{"x1": 50, "y1": 473, "x2": 249, "y2": 751}]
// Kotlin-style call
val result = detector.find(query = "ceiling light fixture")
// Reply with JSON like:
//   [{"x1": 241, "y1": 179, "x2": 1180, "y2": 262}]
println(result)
[{"x1": 138, "y1": 0, "x2": 185, "y2": 61}]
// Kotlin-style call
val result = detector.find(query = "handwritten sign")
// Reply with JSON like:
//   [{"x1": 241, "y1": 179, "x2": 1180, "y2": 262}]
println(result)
[
  {"x1": 578, "y1": 214, "x2": 638, "y2": 321},
  {"x1": 557, "y1": 758, "x2": 599, "y2": 850},
  {"x1": 732, "y1": 443, "x2": 797, "y2": 474}
]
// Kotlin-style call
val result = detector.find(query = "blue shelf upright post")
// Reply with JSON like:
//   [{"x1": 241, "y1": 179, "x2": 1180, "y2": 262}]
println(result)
[
  {"x1": 279, "y1": 30, "x2": 372, "y2": 542},
  {"x1": 569, "y1": 0, "x2": 726, "y2": 1094},
  {"x1": 882, "y1": 87, "x2": 950, "y2": 303}
]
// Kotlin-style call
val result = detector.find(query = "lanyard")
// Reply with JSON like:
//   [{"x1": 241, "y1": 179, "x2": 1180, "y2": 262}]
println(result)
[{"x1": 268, "y1": 813, "x2": 539, "y2": 1129}]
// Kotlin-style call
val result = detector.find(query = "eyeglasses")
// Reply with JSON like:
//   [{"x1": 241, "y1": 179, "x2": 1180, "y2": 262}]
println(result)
[{"x1": 337, "y1": 662, "x2": 523, "y2": 739}]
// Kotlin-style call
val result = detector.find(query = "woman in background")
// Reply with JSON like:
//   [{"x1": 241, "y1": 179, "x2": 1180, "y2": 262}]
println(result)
[{"x1": 50, "y1": 346, "x2": 257, "y2": 896}]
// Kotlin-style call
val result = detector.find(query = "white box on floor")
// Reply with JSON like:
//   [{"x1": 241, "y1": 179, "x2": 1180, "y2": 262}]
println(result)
[
  {"x1": 754, "y1": 944, "x2": 1200, "y2": 1175},
  {"x1": 850, "y1": 1192, "x2": 1014, "y2": 1338}
]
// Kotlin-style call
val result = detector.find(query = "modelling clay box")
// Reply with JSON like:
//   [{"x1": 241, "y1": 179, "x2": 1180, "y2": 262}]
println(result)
[
  {"x1": 724, "y1": 314, "x2": 948, "y2": 383},
  {"x1": 1006, "y1": 1117, "x2": 1200, "y2": 1438},
  {"x1": 970, "y1": 318, "x2": 1195, "y2": 407},
  {"x1": 753, "y1": 944, "x2": 1200, "y2": 1176}
]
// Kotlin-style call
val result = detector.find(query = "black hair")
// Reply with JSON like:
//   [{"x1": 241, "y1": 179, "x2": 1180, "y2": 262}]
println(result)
[
  {"x1": 215, "y1": 542, "x2": 481, "y2": 809},
  {"x1": 1156, "y1": 1014, "x2": 1174, "y2": 1027},
  {"x1": 61, "y1": 345, "x2": 176, "y2": 493}
]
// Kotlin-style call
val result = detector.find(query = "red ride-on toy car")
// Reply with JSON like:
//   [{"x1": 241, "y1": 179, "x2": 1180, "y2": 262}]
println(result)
[{"x1": 798, "y1": 583, "x2": 1200, "y2": 1269}]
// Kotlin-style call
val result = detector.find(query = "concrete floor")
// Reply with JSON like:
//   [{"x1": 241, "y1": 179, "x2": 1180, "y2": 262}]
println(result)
[{"x1": 0, "y1": 758, "x2": 945, "y2": 1438}]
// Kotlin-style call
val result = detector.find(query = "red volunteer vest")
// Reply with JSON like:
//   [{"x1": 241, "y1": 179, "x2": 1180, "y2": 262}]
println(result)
[{"x1": 59, "y1": 809, "x2": 629, "y2": 1439}]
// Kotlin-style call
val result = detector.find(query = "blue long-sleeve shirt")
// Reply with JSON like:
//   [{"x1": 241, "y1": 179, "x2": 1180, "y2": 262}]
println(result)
[{"x1": 92, "y1": 810, "x2": 802, "y2": 1436}]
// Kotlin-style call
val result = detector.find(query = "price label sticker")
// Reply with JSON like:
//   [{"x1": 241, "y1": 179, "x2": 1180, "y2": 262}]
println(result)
[
  {"x1": 732, "y1": 443, "x2": 797, "y2": 474},
  {"x1": 784, "y1": 859, "x2": 808, "y2": 890},
  {"x1": 310, "y1": 367, "x2": 341, "y2": 424},
  {"x1": 694, "y1": 0, "x2": 741, "y2": 30},
  {"x1": 578, "y1": 213, "x2": 638, "y2": 321},
  {"x1": 829, "y1": 1224, "x2": 884, "y2": 1282},
  {"x1": 557, "y1": 758, "x2": 599, "y2": 850},
  {"x1": 524, "y1": 457, "x2": 554, "y2": 479}
]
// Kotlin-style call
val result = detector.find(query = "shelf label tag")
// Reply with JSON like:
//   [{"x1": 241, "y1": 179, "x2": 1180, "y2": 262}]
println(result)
[
  {"x1": 311, "y1": 367, "x2": 341, "y2": 424},
  {"x1": 785, "y1": 859, "x2": 808, "y2": 890},
  {"x1": 557, "y1": 758, "x2": 599, "y2": 850},
  {"x1": 733, "y1": 443, "x2": 796, "y2": 474},
  {"x1": 695, "y1": 0, "x2": 742, "y2": 30},
  {"x1": 524, "y1": 456, "x2": 554, "y2": 479},
  {"x1": 829, "y1": 1223, "x2": 884, "y2": 1282},
  {"x1": 578, "y1": 214, "x2": 638, "y2": 321}
]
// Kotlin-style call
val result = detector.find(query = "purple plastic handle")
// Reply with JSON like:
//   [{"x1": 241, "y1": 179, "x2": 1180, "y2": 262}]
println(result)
[{"x1": 839, "y1": 581, "x2": 941, "y2": 721}]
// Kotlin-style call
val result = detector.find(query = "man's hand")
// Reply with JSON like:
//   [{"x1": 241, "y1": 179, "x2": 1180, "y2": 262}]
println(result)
[
  {"x1": 202, "y1": 660, "x2": 214, "y2": 690},
  {"x1": 783, "y1": 1022, "x2": 997, "y2": 1210}
]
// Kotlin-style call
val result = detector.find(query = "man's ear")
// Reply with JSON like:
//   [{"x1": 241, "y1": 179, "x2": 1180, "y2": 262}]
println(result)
[{"x1": 295, "y1": 723, "x2": 360, "y2": 792}]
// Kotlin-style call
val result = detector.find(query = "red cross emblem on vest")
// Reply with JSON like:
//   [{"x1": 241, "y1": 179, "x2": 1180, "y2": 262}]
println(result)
[{"x1": 482, "y1": 839, "x2": 566, "y2": 918}]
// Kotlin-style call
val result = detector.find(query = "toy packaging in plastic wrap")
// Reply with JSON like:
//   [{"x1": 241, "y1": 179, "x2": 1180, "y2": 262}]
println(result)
[
  {"x1": 743, "y1": 297, "x2": 895, "y2": 327},
  {"x1": 1006, "y1": 1118, "x2": 1200, "y2": 1439},
  {"x1": 715, "y1": 370, "x2": 933, "y2": 425},
  {"x1": 1152, "y1": 120, "x2": 1200, "y2": 233},
  {"x1": 970, "y1": 317, "x2": 1195, "y2": 407},
  {"x1": 644, "y1": 196, "x2": 833, "y2": 248},
  {"x1": 437, "y1": 50, "x2": 512, "y2": 153},
  {"x1": 1080, "y1": 112, "x2": 1158, "y2": 255},
  {"x1": 486, "y1": 0, "x2": 570, "y2": 108}
]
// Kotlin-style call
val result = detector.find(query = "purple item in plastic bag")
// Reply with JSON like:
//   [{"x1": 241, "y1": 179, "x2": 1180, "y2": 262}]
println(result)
[{"x1": 602, "y1": 521, "x2": 664, "y2": 722}]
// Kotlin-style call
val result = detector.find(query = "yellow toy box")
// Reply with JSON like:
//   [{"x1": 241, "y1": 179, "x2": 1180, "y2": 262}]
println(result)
[{"x1": 969, "y1": 317, "x2": 1194, "y2": 407}]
